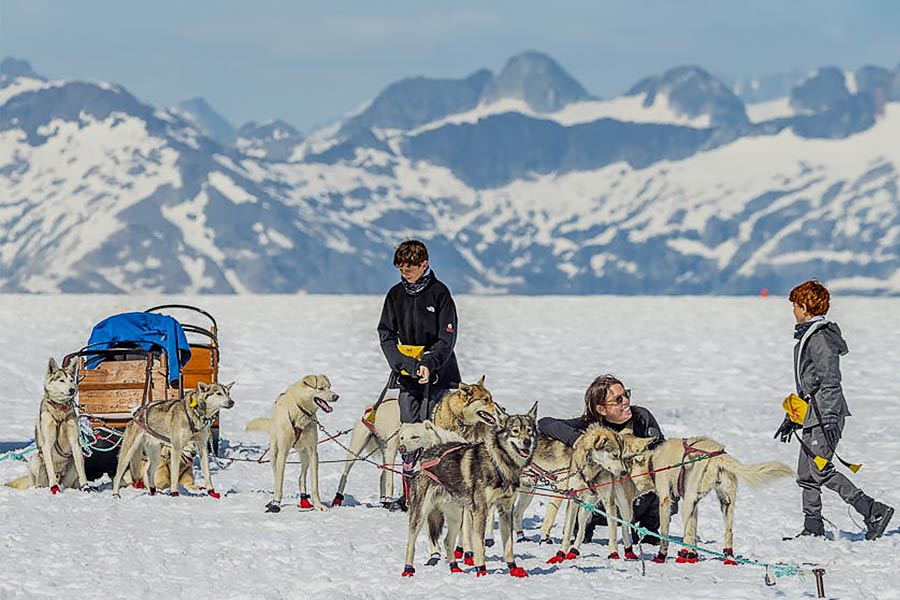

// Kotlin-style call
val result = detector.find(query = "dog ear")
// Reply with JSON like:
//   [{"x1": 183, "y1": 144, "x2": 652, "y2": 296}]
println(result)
[
  {"x1": 527, "y1": 401, "x2": 538, "y2": 420},
  {"x1": 224, "y1": 381, "x2": 235, "y2": 392},
  {"x1": 458, "y1": 382, "x2": 472, "y2": 398},
  {"x1": 47, "y1": 357, "x2": 58, "y2": 376},
  {"x1": 424, "y1": 420, "x2": 437, "y2": 434},
  {"x1": 197, "y1": 382, "x2": 210, "y2": 392},
  {"x1": 319, "y1": 375, "x2": 331, "y2": 388},
  {"x1": 495, "y1": 405, "x2": 509, "y2": 427},
  {"x1": 302, "y1": 375, "x2": 318, "y2": 389},
  {"x1": 476, "y1": 374, "x2": 485, "y2": 387},
  {"x1": 64, "y1": 360, "x2": 77, "y2": 378}
]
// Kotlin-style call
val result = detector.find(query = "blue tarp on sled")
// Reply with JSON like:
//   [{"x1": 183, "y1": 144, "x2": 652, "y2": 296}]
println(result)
[{"x1": 86, "y1": 312, "x2": 191, "y2": 384}]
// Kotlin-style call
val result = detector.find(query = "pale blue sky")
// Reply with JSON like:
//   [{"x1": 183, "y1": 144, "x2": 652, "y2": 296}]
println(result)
[{"x1": 2, "y1": 1, "x2": 898, "y2": 131}]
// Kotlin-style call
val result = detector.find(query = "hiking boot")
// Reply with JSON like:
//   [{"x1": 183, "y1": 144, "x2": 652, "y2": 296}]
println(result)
[
  {"x1": 852, "y1": 494, "x2": 895, "y2": 540},
  {"x1": 799, "y1": 516, "x2": 825, "y2": 538},
  {"x1": 864, "y1": 502, "x2": 894, "y2": 541}
]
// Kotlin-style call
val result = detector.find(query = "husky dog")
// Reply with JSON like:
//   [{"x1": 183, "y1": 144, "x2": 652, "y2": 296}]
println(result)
[
  {"x1": 112, "y1": 381, "x2": 235, "y2": 498},
  {"x1": 624, "y1": 434, "x2": 793, "y2": 564},
  {"x1": 513, "y1": 432, "x2": 574, "y2": 543},
  {"x1": 123, "y1": 442, "x2": 200, "y2": 491},
  {"x1": 6, "y1": 358, "x2": 88, "y2": 493},
  {"x1": 245, "y1": 375, "x2": 339, "y2": 513},
  {"x1": 332, "y1": 376, "x2": 498, "y2": 508},
  {"x1": 402, "y1": 402, "x2": 538, "y2": 578},
  {"x1": 397, "y1": 421, "x2": 466, "y2": 455},
  {"x1": 547, "y1": 425, "x2": 634, "y2": 564}
]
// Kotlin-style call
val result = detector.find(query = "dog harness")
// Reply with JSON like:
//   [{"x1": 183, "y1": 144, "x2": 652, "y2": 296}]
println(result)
[
  {"x1": 417, "y1": 444, "x2": 468, "y2": 487},
  {"x1": 676, "y1": 438, "x2": 726, "y2": 497}
]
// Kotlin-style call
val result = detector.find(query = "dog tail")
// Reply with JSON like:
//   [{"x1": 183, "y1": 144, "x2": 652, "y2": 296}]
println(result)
[
  {"x1": 245, "y1": 418, "x2": 272, "y2": 433},
  {"x1": 718, "y1": 456, "x2": 794, "y2": 485},
  {"x1": 5, "y1": 476, "x2": 31, "y2": 490},
  {"x1": 426, "y1": 508, "x2": 445, "y2": 546}
]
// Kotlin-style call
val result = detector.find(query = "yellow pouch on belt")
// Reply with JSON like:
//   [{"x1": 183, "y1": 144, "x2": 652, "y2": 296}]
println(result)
[
  {"x1": 397, "y1": 344, "x2": 425, "y2": 376},
  {"x1": 782, "y1": 393, "x2": 808, "y2": 425}
]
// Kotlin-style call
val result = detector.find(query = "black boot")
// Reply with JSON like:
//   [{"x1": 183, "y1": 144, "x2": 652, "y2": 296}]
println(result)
[
  {"x1": 854, "y1": 495, "x2": 894, "y2": 541},
  {"x1": 798, "y1": 516, "x2": 825, "y2": 538}
]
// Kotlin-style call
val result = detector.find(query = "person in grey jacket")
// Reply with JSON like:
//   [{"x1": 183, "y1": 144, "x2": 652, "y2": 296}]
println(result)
[{"x1": 774, "y1": 280, "x2": 894, "y2": 540}]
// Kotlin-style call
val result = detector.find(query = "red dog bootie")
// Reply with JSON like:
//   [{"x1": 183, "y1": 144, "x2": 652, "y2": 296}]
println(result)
[
  {"x1": 652, "y1": 551, "x2": 667, "y2": 563},
  {"x1": 676, "y1": 549, "x2": 699, "y2": 563},
  {"x1": 299, "y1": 494, "x2": 314, "y2": 510},
  {"x1": 401, "y1": 565, "x2": 415, "y2": 577},
  {"x1": 508, "y1": 562, "x2": 528, "y2": 577},
  {"x1": 463, "y1": 551, "x2": 475, "y2": 566},
  {"x1": 624, "y1": 547, "x2": 639, "y2": 561},
  {"x1": 207, "y1": 488, "x2": 221, "y2": 499},
  {"x1": 449, "y1": 561, "x2": 463, "y2": 573},
  {"x1": 475, "y1": 565, "x2": 488, "y2": 577},
  {"x1": 331, "y1": 492, "x2": 344, "y2": 507},
  {"x1": 547, "y1": 550, "x2": 566, "y2": 564},
  {"x1": 132, "y1": 480, "x2": 145, "y2": 489},
  {"x1": 50, "y1": 485, "x2": 61, "y2": 495},
  {"x1": 723, "y1": 547, "x2": 737, "y2": 565}
]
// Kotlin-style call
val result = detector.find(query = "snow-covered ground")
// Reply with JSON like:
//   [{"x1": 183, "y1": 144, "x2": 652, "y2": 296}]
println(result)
[{"x1": 1, "y1": 294, "x2": 899, "y2": 599}]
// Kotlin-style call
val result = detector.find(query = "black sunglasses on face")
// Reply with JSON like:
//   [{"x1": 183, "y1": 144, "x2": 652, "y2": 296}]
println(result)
[{"x1": 605, "y1": 389, "x2": 632, "y2": 406}]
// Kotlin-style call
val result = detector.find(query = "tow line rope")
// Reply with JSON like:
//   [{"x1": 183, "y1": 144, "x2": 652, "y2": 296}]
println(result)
[{"x1": 525, "y1": 453, "x2": 810, "y2": 582}]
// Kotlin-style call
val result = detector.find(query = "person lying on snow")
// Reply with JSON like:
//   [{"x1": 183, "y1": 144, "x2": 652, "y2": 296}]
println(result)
[{"x1": 539, "y1": 373, "x2": 665, "y2": 544}]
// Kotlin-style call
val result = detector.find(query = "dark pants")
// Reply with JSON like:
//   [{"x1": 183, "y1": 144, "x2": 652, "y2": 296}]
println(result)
[
  {"x1": 797, "y1": 417, "x2": 864, "y2": 524},
  {"x1": 398, "y1": 387, "x2": 451, "y2": 424},
  {"x1": 582, "y1": 492, "x2": 661, "y2": 543}
]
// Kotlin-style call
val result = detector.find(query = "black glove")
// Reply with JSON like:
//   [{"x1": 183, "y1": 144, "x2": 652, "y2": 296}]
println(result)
[
  {"x1": 774, "y1": 416, "x2": 800, "y2": 443},
  {"x1": 820, "y1": 413, "x2": 841, "y2": 448}
]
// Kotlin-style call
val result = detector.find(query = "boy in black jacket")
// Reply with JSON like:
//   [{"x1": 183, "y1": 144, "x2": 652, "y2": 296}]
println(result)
[
  {"x1": 775, "y1": 280, "x2": 893, "y2": 539},
  {"x1": 377, "y1": 240, "x2": 461, "y2": 509}
]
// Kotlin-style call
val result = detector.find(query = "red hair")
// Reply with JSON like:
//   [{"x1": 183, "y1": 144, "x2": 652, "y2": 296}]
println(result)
[{"x1": 789, "y1": 280, "x2": 830, "y2": 316}]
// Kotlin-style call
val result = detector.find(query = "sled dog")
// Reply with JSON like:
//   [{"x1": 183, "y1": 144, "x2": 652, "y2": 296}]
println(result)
[
  {"x1": 624, "y1": 434, "x2": 793, "y2": 563},
  {"x1": 513, "y1": 432, "x2": 575, "y2": 542},
  {"x1": 124, "y1": 442, "x2": 200, "y2": 491},
  {"x1": 402, "y1": 402, "x2": 537, "y2": 578},
  {"x1": 245, "y1": 375, "x2": 339, "y2": 513},
  {"x1": 397, "y1": 421, "x2": 466, "y2": 455},
  {"x1": 332, "y1": 376, "x2": 498, "y2": 507},
  {"x1": 548, "y1": 425, "x2": 634, "y2": 564},
  {"x1": 5, "y1": 358, "x2": 88, "y2": 493},
  {"x1": 112, "y1": 381, "x2": 235, "y2": 497}
]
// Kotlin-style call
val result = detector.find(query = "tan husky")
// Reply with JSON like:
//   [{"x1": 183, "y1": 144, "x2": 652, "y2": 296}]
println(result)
[
  {"x1": 6, "y1": 358, "x2": 88, "y2": 493},
  {"x1": 332, "y1": 376, "x2": 498, "y2": 508},
  {"x1": 513, "y1": 432, "x2": 573, "y2": 543},
  {"x1": 548, "y1": 425, "x2": 635, "y2": 564},
  {"x1": 245, "y1": 375, "x2": 339, "y2": 513},
  {"x1": 112, "y1": 382, "x2": 235, "y2": 498},
  {"x1": 623, "y1": 434, "x2": 793, "y2": 564},
  {"x1": 123, "y1": 443, "x2": 200, "y2": 491}
]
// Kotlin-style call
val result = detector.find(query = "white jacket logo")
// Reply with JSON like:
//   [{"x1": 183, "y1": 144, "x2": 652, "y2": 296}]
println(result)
[{"x1": 426, "y1": 306, "x2": 435, "y2": 313}]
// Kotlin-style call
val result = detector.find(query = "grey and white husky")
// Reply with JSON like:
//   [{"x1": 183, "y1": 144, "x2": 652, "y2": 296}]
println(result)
[
  {"x1": 6, "y1": 357, "x2": 88, "y2": 493},
  {"x1": 402, "y1": 402, "x2": 538, "y2": 578},
  {"x1": 112, "y1": 381, "x2": 235, "y2": 498}
]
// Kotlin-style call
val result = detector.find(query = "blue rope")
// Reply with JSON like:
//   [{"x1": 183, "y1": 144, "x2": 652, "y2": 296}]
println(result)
[
  {"x1": 0, "y1": 443, "x2": 37, "y2": 462},
  {"x1": 577, "y1": 499, "x2": 802, "y2": 578}
]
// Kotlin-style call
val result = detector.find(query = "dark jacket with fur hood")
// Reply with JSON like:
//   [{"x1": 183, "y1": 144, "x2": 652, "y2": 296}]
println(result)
[{"x1": 794, "y1": 319, "x2": 851, "y2": 428}]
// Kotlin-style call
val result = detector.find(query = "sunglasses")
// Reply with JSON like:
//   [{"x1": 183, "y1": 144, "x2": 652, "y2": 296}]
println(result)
[{"x1": 604, "y1": 389, "x2": 632, "y2": 406}]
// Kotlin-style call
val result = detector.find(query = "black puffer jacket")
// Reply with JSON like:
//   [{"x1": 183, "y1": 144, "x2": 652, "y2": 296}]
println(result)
[
  {"x1": 377, "y1": 272, "x2": 461, "y2": 392},
  {"x1": 538, "y1": 406, "x2": 663, "y2": 447}
]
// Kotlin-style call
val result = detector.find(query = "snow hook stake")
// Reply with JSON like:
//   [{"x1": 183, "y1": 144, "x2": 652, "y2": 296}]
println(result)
[
  {"x1": 813, "y1": 568, "x2": 826, "y2": 598},
  {"x1": 764, "y1": 566, "x2": 776, "y2": 586}
]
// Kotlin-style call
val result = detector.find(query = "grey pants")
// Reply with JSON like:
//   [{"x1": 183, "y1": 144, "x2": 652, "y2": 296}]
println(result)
[{"x1": 797, "y1": 415, "x2": 863, "y2": 520}]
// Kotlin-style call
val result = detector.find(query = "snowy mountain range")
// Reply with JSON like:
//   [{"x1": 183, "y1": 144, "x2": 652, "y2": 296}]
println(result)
[{"x1": 2, "y1": 52, "x2": 900, "y2": 295}]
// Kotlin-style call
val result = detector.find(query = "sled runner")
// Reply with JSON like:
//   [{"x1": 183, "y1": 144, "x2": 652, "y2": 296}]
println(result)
[{"x1": 62, "y1": 305, "x2": 221, "y2": 479}]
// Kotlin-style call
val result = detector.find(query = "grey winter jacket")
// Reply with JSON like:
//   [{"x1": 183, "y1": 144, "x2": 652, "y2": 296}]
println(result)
[{"x1": 793, "y1": 319, "x2": 851, "y2": 428}]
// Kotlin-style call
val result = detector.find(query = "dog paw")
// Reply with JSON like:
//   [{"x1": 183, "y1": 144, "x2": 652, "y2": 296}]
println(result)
[
  {"x1": 675, "y1": 549, "x2": 699, "y2": 564},
  {"x1": 475, "y1": 565, "x2": 488, "y2": 577},
  {"x1": 454, "y1": 547, "x2": 464, "y2": 560},
  {"x1": 401, "y1": 565, "x2": 415, "y2": 577},
  {"x1": 169, "y1": 491, "x2": 180, "y2": 497},
  {"x1": 547, "y1": 550, "x2": 566, "y2": 564},
  {"x1": 112, "y1": 492, "x2": 121, "y2": 499},
  {"x1": 463, "y1": 552, "x2": 474, "y2": 566},
  {"x1": 538, "y1": 534, "x2": 553, "y2": 545},
  {"x1": 449, "y1": 562, "x2": 463, "y2": 573},
  {"x1": 50, "y1": 485, "x2": 61, "y2": 495},
  {"x1": 207, "y1": 489, "x2": 221, "y2": 499},
  {"x1": 652, "y1": 552, "x2": 667, "y2": 564},
  {"x1": 425, "y1": 553, "x2": 441, "y2": 567},
  {"x1": 149, "y1": 487, "x2": 157, "y2": 496},
  {"x1": 624, "y1": 548, "x2": 639, "y2": 561},
  {"x1": 508, "y1": 563, "x2": 528, "y2": 578},
  {"x1": 723, "y1": 547, "x2": 737, "y2": 565},
  {"x1": 298, "y1": 494, "x2": 314, "y2": 510},
  {"x1": 80, "y1": 484, "x2": 95, "y2": 493},
  {"x1": 515, "y1": 531, "x2": 527, "y2": 544},
  {"x1": 608, "y1": 551, "x2": 620, "y2": 560},
  {"x1": 331, "y1": 493, "x2": 344, "y2": 507},
  {"x1": 313, "y1": 504, "x2": 329, "y2": 512},
  {"x1": 265, "y1": 501, "x2": 281, "y2": 513},
  {"x1": 131, "y1": 480, "x2": 145, "y2": 489},
  {"x1": 484, "y1": 538, "x2": 494, "y2": 547}
]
